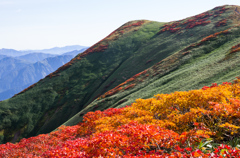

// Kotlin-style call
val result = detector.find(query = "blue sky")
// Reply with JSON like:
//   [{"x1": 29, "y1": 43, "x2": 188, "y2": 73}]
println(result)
[{"x1": 0, "y1": 0, "x2": 240, "y2": 50}]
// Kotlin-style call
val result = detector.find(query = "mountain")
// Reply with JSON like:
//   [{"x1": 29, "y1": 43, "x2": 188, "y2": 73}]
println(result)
[
  {"x1": 0, "y1": 55, "x2": 8, "y2": 60},
  {"x1": 29, "y1": 45, "x2": 88, "y2": 54},
  {"x1": 0, "y1": 55, "x2": 74, "y2": 100},
  {"x1": 0, "y1": 57, "x2": 30, "y2": 79},
  {"x1": 0, "y1": 49, "x2": 28, "y2": 57},
  {"x1": 0, "y1": 5, "x2": 240, "y2": 144},
  {"x1": 16, "y1": 53, "x2": 56, "y2": 63},
  {"x1": 0, "y1": 45, "x2": 88, "y2": 57},
  {"x1": 0, "y1": 48, "x2": 87, "y2": 101},
  {"x1": 62, "y1": 48, "x2": 88, "y2": 56}
]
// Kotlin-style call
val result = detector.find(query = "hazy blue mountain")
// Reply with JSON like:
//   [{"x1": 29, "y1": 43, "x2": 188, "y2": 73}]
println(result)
[
  {"x1": 0, "y1": 48, "x2": 87, "y2": 101},
  {"x1": 0, "y1": 57, "x2": 30, "y2": 79},
  {"x1": 62, "y1": 48, "x2": 88, "y2": 56},
  {"x1": 29, "y1": 45, "x2": 88, "y2": 54},
  {"x1": 0, "y1": 45, "x2": 88, "y2": 58},
  {"x1": 0, "y1": 55, "x2": 74, "y2": 100},
  {"x1": 16, "y1": 53, "x2": 56, "y2": 63},
  {"x1": 0, "y1": 55, "x2": 8, "y2": 60},
  {"x1": 0, "y1": 49, "x2": 28, "y2": 57},
  {"x1": 0, "y1": 88, "x2": 22, "y2": 101}
]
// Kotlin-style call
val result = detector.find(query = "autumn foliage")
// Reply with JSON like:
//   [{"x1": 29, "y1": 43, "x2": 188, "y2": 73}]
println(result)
[
  {"x1": 230, "y1": 43, "x2": 240, "y2": 54},
  {"x1": 99, "y1": 70, "x2": 148, "y2": 99},
  {"x1": 200, "y1": 29, "x2": 230, "y2": 42},
  {"x1": 215, "y1": 19, "x2": 227, "y2": 27},
  {"x1": 158, "y1": 6, "x2": 228, "y2": 34},
  {"x1": 1, "y1": 77, "x2": 240, "y2": 157}
]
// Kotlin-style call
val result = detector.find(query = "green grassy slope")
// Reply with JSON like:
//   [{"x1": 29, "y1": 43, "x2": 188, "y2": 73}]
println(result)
[
  {"x1": 0, "y1": 5, "x2": 239, "y2": 144},
  {"x1": 63, "y1": 5, "x2": 240, "y2": 127}
]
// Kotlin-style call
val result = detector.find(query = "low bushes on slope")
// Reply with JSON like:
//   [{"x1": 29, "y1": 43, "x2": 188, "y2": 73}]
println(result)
[{"x1": 1, "y1": 78, "x2": 240, "y2": 157}]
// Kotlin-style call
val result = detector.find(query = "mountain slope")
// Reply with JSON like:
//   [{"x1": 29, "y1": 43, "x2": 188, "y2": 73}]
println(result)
[{"x1": 0, "y1": 5, "x2": 240, "y2": 144}]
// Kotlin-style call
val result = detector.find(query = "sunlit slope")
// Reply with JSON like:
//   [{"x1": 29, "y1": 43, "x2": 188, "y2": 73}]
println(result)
[
  {"x1": 0, "y1": 5, "x2": 239, "y2": 144},
  {"x1": 63, "y1": 5, "x2": 240, "y2": 127}
]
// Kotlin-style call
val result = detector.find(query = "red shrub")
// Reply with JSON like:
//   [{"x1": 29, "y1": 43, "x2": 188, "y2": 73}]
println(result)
[
  {"x1": 230, "y1": 43, "x2": 240, "y2": 54},
  {"x1": 124, "y1": 84, "x2": 136, "y2": 90},
  {"x1": 215, "y1": 19, "x2": 227, "y2": 27}
]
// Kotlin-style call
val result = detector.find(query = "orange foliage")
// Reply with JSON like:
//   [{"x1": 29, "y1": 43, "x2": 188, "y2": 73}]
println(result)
[
  {"x1": 200, "y1": 29, "x2": 230, "y2": 42},
  {"x1": 230, "y1": 43, "x2": 240, "y2": 54},
  {"x1": 158, "y1": 6, "x2": 228, "y2": 34},
  {"x1": 124, "y1": 84, "x2": 136, "y2": 90},
  {"x1": 2, "y1": 70, "x2": 240, "y2": 157},
  {"x1": 215, "y1": 19, "x2": 227, "y2": 27},
  {"x1": 99, "y1": 70, "x2": 148, "y2": 98}
]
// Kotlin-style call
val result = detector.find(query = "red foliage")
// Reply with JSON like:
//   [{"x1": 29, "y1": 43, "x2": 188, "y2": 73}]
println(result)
[
  {"x1": 185, "y1": 20, "x2": 211, "y2": 29},
  {"x1": 158, "y1": 6, "x2": 228, "y2": 35},
  {"x1": 158, "y1": 22, "x2": 181, "y2": 34},
  {"x1": 214, "y1": 6, "x2": 227, "y2": 15},
  {"x1": 230, "y1": 43, "x2": 240, "y2": 54},
  {"x1": 104, "y1": 87, "x2": 123, "y2": 98},
  {"x1": 215, "y1": 19, "x2": 227, "y2": 27},
  {"x1": 158, "y1": 13, "x2": 212, "y2": 34},
  {"x1": 132, "y1": 70, "x2": 148, "y2": 79},
  {"x1": 99, "y1": 70, "x2": 148, "y2": 99},
  {"x1": 183, "y1": 12, "x2": 212, "y2": 29},
  {"x1": 200, "y1": 29, "x2": 229, "y2": 42},
  {"x1": 124, "y1": 84, "x2": 136, "y2": 90},
  {"x1": 202, "y1": 82, "x2": 231, "y2": 90},
  {"x1": 169, "y1": 27, "x2": 181, "y2": 33}
]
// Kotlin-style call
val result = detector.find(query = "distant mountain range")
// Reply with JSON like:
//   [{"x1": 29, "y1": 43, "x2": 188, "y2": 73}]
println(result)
[
  {"x1": 0, "y1": 46, "x2": 88, "y2": 100},
  {"x1": 15, "y1": 53, "x2": 55, "y2": 63},
  {"x1": 23, "y1": 45, "x2": 88, "y2": 55},
  {"x1": 0, "y1": 45, "x2": 88, "y2": 57},
  {"x1": 0, "y1": 49, "x2": 27, "y2": 57}
]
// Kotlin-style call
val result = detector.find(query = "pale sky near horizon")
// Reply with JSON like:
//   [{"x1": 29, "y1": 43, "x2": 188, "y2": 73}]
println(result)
[{"x1": 0, "y1": 0, "x2": 240, "y2": 50}]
